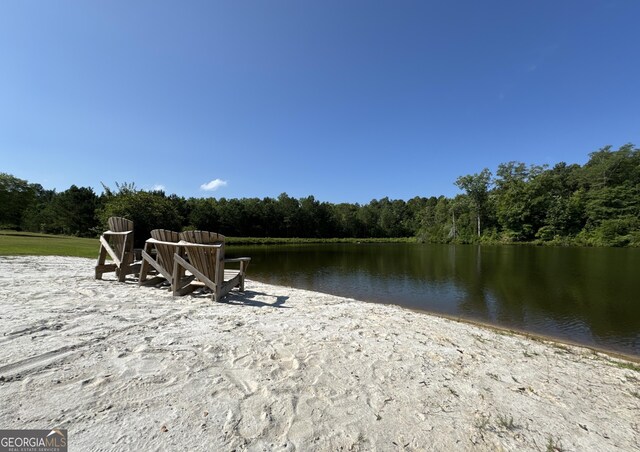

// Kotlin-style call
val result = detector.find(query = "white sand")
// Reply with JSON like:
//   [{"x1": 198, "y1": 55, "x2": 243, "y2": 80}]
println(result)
[{"x1": 0, "y1": 256, "x2": 638, "y2": 451}]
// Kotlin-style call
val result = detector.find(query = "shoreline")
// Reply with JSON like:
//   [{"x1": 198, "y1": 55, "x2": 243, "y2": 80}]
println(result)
[
  {"x1": 1, "y1": 256, "x2": 638, "y2": 451},
  {"x1": 247, "y1": 277, "x2": 640, "y2": 364},
  {"x1": 404, "y1": 307, "x2": 640, "y2": 365}
]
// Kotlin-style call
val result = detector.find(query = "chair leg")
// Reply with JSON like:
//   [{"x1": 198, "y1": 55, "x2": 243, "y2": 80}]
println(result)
[
  {"x1": 118, "y1": 254, "x2": 131, "y2": 283},
  {"x1": 239, "y1": 261, "x2": 247, "y2": 291},
  {"x1": 172, "y1": 259, "x2": 184, "y2": 296},
  {"x1": 139, "y1": 259, "x2": 149, "y2": 285},
  {"x1": 95, "y1": 245, "x2": 108, "y2": 279}
]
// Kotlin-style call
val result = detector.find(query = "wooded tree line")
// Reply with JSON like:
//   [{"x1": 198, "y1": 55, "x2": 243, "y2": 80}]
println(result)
[{"x1": 1, "y1": 144, "x2": 638, "y2": 246}]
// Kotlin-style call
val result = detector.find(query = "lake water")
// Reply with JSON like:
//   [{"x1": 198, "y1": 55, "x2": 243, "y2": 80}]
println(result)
[{"x1": 227, "y1": 243, "x2": 640, "y2": 357}]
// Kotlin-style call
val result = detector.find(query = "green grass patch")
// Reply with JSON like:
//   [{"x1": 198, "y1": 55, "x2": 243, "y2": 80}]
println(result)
[
  {"x1": 0, "y1": 230, "x2": 98, "y2": 258},
  {"x1": 606, "y1": 358, "x2": 640, "y2": 372}
]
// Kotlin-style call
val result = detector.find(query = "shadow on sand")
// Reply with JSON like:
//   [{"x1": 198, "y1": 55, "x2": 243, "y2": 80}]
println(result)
[
  {"x1": 185, "y1": 289, "x2": 291, "y2": 309},
  {"x1": 114, "y1": 276, "x2": 291, "y2": 308},
  {"x1": 224, "y1": 290, "x2": 291, "y2": 308}
]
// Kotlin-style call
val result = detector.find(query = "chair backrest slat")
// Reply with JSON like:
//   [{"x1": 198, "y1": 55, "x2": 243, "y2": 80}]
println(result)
[
  {"x1": 180, "y1": 230, "x2": 225, "y2": 244},
  {"x1": 179, "y1": 230, "x2": 225, "y2": 281},
  {"x1": 150, "y1": 229, "x2": 180, "y2": 270},
  {"x1": 107, "y1": 216, "x2": 134, "y2": 257},
  {"x1": 108, "y1": 217, "x2": 134, "y2": 233}
]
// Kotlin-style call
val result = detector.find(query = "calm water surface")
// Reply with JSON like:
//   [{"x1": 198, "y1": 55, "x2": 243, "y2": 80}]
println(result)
[{"x1": 228, "y1": 243, "x2": 640, "y2": 356}]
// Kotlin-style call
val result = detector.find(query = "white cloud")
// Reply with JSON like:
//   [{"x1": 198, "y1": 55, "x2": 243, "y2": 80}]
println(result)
[
  {"x1": 151, "y1": 184, "x2": 166, "y2": 191},
  {"x1": 200, "y1": 178, "x2": 228, "y2": 191}
]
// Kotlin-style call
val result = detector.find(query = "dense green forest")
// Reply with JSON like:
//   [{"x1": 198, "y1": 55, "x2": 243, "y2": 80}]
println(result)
[{"x1": 1, "y1": 144, "x2": 639, "y2": 247}]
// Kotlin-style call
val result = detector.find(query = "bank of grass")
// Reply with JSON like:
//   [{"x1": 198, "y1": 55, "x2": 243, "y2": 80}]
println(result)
[
  {"x1": 0, "y1": 230, "x2": 417, "y2": 258},
  {"x1": 0, "y1": 230, "x2": 99, "y2": 258}
]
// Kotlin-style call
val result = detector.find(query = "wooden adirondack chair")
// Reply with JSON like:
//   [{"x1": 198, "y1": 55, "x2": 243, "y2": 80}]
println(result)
[
  {"x1": 172, "y1": 230, "x2": 251, "y2": 302},
  {"x1": 139, "y1": 229, "x2": 190, "y2": 290},
  {"x1": 95, "y1": 217, "x2": 140, "y2": 282}
]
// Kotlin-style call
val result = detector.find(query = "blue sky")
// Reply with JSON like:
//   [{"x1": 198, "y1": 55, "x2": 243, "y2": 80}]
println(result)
[{"x1": 1, "y1": 1, "x2": 638, "y2": 203}]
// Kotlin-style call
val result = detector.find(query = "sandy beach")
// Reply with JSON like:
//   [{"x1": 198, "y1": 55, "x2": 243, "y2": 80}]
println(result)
[{"x1": 0, "y1": 256, "x2": 638, "y2": 451}]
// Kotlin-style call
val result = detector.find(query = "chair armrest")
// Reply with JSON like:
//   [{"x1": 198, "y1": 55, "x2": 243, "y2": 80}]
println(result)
[
  {"x1": 178, "y1": 241, "x2": 223, "y2": 249},
  {"x1": 225, "y1": 257, "x2": 250, "y2": 275},
  {"x1": 102, "y1": 230, "x2": 133, "y2": 236},
  {"x1": 224, "y1": 257, "x2": 251, "y2": 263},
  {"x1": 146, "y1": 238, "x2": 181, "y2": 247}
]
